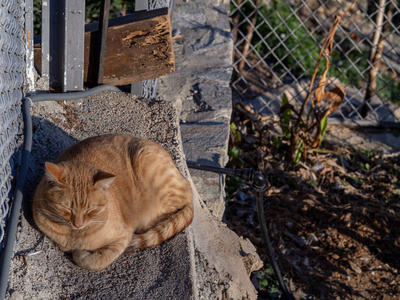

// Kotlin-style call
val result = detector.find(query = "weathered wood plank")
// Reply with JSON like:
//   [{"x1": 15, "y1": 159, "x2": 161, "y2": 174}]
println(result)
[{"x1": 34, "y1": 8, "x2": 174, "y2": 86}]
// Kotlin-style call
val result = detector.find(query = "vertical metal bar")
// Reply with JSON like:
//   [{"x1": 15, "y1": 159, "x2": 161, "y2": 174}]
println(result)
[
  {"x1": 130, "y1": 82, "x2": 144, "y2": 95},
  {"x1": 131, "y1": 0, "x2": 149, "y2": 96},
  {"x1": 42, "y1": 0, "x2": 84, "y2": 92},
  {"x1": 169, "y1": 0, "x2": 175, "y2": 19},
  {"x1": 42, "y1": 0, "x2": 64, "y2": 91},
  {"x1": 41, "y1": 0, "x2": 51, "y2": 87},
  {"x1": 62, "y1": 0, "x2": 85, "y2": 92},
  {"x1": 135, "y1": 0, "x2": 148, "y2": 11},
  {"x1": 96, "y1": 0, "x2": 111, "y2": 84},
  {"x1": 25, "y1": 0, "x2": 35, "y2": 92}
]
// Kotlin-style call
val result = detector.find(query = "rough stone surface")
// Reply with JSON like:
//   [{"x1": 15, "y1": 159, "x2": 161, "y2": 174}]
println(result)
[
  {"x1": 158, "y1": 0, "x2": 233, "y2": 219},
  {"x1": 8, "y1": 93, "x2": 195, "y2": 300},
  {"x1": 191, "y1": 189, "x2": 262, "y2": 300},
  {"x1": 7, "y1": 92, "x2": 261, "y2": 299}
]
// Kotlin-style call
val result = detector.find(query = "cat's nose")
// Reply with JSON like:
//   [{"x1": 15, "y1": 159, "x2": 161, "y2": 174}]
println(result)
[
  {"x1": 73, "y1": 222, "x2": 83, "y2": 229},
  {"x1": 72, "y1": 215, "x2": 84, "y2": 229}
]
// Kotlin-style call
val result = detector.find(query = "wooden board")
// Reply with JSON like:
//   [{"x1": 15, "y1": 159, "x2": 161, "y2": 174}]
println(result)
[{"x1": 34, "y1": 8, "x2": 175, "y2": 86}]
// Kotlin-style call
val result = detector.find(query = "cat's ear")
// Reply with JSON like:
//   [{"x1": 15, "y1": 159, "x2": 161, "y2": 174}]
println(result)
[
  {"x1": 45, "y1": 162, "x2": 64, "y2": 184},
  {"x1": 93, "y1": 170, "x2": 115, "y2": 190}
]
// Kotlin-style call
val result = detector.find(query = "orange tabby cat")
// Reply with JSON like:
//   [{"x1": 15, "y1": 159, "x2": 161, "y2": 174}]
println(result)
[{"x1": 33, "y1": 134, "x2": 193, "y2": 271}]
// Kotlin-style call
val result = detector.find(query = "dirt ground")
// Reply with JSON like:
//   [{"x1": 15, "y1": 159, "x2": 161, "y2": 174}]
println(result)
[{"x1": 224, "y1": 103, "x2": 400, "y2": 299}]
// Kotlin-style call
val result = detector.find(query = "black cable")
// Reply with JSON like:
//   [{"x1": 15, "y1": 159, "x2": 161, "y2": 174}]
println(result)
[
  {"x1": 0, "y1": 85, "x2": 121, "y2": 300},
  {"x1": 27, "y1": 84, "x2": 121, "y2": 102},
  {"x1": 255, "y1": 185, "x2": 294, "y2": 300},
  {"x1": 187, "y1": 161, "x2": 294, "y2": 300},
  {"x1": 186, "y1": 161, "x2": 257, "y2": 183}
]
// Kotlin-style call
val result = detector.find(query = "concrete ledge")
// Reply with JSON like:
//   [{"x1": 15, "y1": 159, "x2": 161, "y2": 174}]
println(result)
[
  {"x1": 7, "y1": 91, "x2": 261, "y2": 299},
  {"x1": 9, "y1": 93, "x2": 195, "y2": 299}
]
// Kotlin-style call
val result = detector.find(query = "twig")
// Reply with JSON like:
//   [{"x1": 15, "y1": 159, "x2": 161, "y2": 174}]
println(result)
[
  {"x1": 379, "y1": 151, "x2": 400, "y2": 159},
  {"x1": 362, "y1": 0, "x2": 388, "y2": 117},
  {"x1": 238, "y1": 0, "x2": 261, "y2": 71},
  {"x1": 287, "y1": 0, "x2": 357, "y2": 162}
]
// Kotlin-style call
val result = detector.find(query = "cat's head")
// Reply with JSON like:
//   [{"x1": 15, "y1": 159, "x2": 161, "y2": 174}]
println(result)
[{"x1": 39, "y1": 161, "x2": 115, "y2": 230}]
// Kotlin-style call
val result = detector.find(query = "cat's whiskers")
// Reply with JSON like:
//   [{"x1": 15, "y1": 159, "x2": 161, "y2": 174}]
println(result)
[{"x1": 39, "y1": 209, "x2": 68, "y2": 225}]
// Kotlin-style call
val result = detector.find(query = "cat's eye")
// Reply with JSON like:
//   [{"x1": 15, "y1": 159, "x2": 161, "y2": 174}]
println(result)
[
  {"x1": 47, "y1": 180, "x2": 56, "y2": 187},
  {"x1": 59, "y1": 203, "x2": 72, "y2": 213},
  {"x1": 85, "y1": 208, "x2": 99, "y2": 216}
]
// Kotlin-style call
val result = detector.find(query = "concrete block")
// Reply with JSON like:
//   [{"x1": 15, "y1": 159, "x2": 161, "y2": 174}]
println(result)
[
  {"x1": 9, "y1": 92, "x2": 195, "y2": 300},
  {"x1": 158, "y1": 0, "x2": 233, "y2": 219},
  {"x1": 6, "y1": 92, "x2": 261, "y2": 299}
]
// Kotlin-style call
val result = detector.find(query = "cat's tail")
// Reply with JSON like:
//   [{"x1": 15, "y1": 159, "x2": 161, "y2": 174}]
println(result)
[{"x1": 131, "y1": 203, "x2": 194, "y2": 249}]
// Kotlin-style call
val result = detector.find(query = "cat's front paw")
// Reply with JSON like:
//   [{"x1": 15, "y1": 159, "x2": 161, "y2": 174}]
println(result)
[
  {"x1": 72, "y1": 247, "x2": 121, "y2": 271},
  {"x1": 72, "y1": 249, "x2": 100, "y2": 271},
  {"x1": 58, "y1": 244, "x2": 71, "y2": 252}
]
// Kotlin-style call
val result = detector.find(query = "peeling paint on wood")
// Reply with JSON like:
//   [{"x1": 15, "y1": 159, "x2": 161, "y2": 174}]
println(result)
[{"x1": 84, "y1": 8, "x2": 174, "y2": 85}]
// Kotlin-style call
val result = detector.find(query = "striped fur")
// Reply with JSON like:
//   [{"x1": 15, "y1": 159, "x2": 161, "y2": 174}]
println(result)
[
  {"x1": 33, "y1": 134, "x2": 193, "y2": 271},
  {"x1": 132, "y1": 203, "x2": 193, "y2": 248}
]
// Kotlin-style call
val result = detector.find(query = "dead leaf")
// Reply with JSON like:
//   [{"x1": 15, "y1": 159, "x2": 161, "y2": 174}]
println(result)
[
  {"x1": 349, "y1": 261, "x2": 362, "y2": 274},
  {"x1": 320, "y1": 85, "x2": 346, "y2": 118}
]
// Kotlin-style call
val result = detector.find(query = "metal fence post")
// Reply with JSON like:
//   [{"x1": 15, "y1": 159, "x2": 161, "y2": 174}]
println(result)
[
  {"x1": 63, "y1": 0, "x2": 85, "y2": 92},
  {"x1": 41, "y1": 0, "x2": 85, "y2": 92},
  {"x1": 41, "y1": 0, "x2": 52, "y2": 87},
  {"x1": 136, "y1": 0, "x2": 149, "y2": 11},
  {"x1": 25, "y1": 0, "x2": 35, "y2": 92}
]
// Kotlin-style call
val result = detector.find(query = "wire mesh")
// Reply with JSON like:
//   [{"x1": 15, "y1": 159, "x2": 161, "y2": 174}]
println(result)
[
  {"x1": 0, "y1": 0, "x2": 26, "y2": 244},
  {"x1": 149, "y1": 0, "x2": 171, "y2": 10},
  {"x1": 230, "y1": 0, "x2": 400, "y2": 126}
]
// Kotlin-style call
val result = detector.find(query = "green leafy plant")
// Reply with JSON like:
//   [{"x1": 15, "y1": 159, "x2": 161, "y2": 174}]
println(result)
[
  {"x1": 258, "y1": 267, "x2": 282, "y2": 299},
  {"x1": 230, "y1": 122, "x2": 241, "y2": 144},
  {"x1": 254, "y1": 2, "x2": 321, "y2": 78},
  {"x1": 228, "y1": 122, "x2": 244, "y2": 167},
  {"x1": 226, "y1": 122, "x2": 244, "y2": 200},
  {"x1": 85, "y1": 0, "x2": 135, "y2": 22}
]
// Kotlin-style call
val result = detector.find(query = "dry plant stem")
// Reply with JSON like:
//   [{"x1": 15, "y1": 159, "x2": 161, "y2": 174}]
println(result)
[
  {"x1": 232, "y1": 0, "x2": 243, "y2": 41},
  {"x1": 293, "y1": 24, "x2": 334, "y2": 133},
  {"x1": 289, "y1": 0, "x2": 357, "y2": 159},
  {"x1": 238, "y1": 0, "x2": 261, "y2": 71},
  {"x1": 362, "y1": 0, "x2": 390, "y2": 117},
  {"x1": 290, "y1": 35, "x2": 333, "y2": 160}
]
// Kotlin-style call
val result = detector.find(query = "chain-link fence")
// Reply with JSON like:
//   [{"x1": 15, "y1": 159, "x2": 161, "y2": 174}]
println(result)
[
  {"x1": 0, "y1": 0, "x2": 26, "y2": 244},
  {"x1": 230, "y1": 0, "x2": 400, "y2": 126}
]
